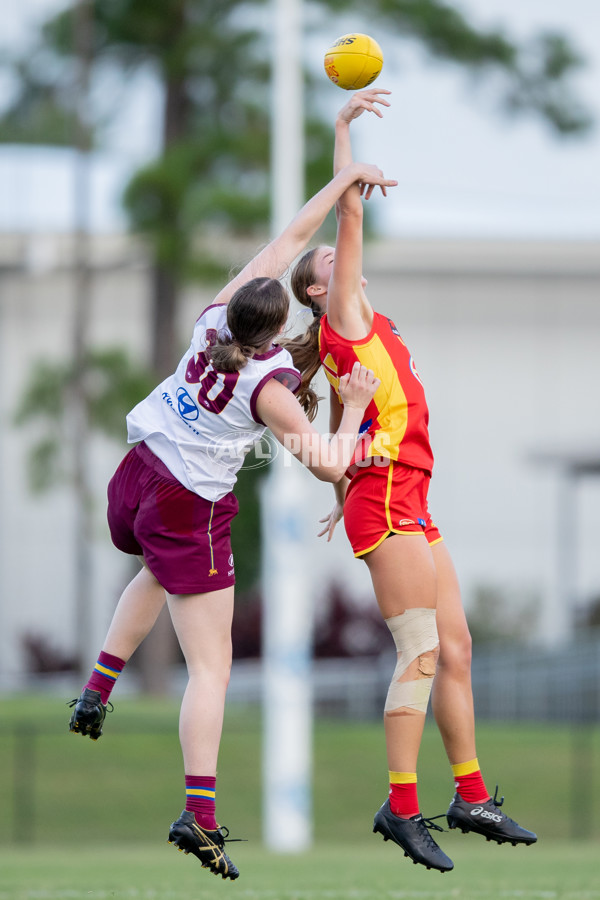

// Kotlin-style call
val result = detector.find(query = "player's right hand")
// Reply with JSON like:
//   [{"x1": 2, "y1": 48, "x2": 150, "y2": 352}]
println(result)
[
  {"x1": 338, "y1": 361, "x2": 380, "y2": 410},
  {"x1": 337, "y1": 88, "x2": 392, "y2": 124}
]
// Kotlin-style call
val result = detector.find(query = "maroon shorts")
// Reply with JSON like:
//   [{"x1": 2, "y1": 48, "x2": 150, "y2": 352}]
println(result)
[{"x1": 107, "y1": 442, "x2": 238, "y2": 594}]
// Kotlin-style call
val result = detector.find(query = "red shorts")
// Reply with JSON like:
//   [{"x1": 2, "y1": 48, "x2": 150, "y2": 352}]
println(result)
[
  {"x1": 107, "y1": 442, "x2": 238, "y2": 594},
  {"x1": 343, "y1": 460, "x2": 443, "y2": 557}
]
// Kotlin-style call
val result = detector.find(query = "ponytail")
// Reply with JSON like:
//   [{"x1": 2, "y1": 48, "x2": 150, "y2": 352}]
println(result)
[
  {"x1": 209, "y1": 336, "x2": 254, "y2": 373},
  {"x1": 285, "y1": 248, "x2": 330, "y2": 422},
  {"x1": 208, "y1": 276, "x2": 289, "y2": 373},
  {"x1": 280, "y1": 302, "x2": 323, "y2": 422}
]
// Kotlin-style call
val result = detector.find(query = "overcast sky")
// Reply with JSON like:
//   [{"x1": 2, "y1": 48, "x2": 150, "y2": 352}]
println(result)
[{"x1": 1, "y1": 0, "x2": 599, "y2": 239}]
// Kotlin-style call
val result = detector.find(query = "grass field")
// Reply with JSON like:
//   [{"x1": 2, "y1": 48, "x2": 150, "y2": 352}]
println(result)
[
  {"x1": 1, "y1": 695, "x2": 599, "y2": 899},
  {"x1": 2, "y1": 840, "x2": 600, "y2": 900}
]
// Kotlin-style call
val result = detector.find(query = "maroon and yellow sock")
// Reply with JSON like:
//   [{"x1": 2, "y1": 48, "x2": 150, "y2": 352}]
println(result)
[
  {"x1": 185, "y1": 775, "x2": 217, "y2": 830},
  {"x1": 451, "y1": 758, "x2": 489, "y2": 803},
  {"x1": 84, "y1": 651, "x2": 125, "y2": 705},
  {"x1": 389, "y1": 771, "x2": 419, "y2": 819}
]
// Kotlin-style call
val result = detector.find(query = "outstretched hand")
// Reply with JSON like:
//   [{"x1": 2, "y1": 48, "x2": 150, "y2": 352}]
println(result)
[
  {"x1": 337, "y1": 88, "x2": 392, "y2": 125},
  {"x1": 350, "y1": 162, "x2": 398, "y2": 201},
  {"x1": 317, "y1": 500, "x2": 344, "y2": 542}
]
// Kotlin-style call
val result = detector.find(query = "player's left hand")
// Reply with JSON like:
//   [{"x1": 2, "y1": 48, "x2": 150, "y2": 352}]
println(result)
[{"x1": 317, "y1": 501, "x2": 344, "y2": 542}]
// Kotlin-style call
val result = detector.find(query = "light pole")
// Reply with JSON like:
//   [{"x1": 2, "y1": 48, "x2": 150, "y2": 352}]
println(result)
[{"x1": 262, "y1": 0, "x2": 313, "y2": 853}]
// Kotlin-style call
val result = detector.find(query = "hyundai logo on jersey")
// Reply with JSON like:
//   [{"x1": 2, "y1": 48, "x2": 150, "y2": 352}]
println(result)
[{"x1": 176, "y1": 387, "x2": 200, "y2": 421}]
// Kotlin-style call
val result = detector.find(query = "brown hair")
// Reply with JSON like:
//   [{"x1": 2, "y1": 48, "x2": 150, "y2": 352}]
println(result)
[
  {"x1": 210, "y1": 277, "x2": 289, "y2": 373},
  {"x1": 280, "y1": 247, "x2": 324, "y2": 422},
  {"x1": 290, "y1": 247, "x2": 319, "y2": 311}
]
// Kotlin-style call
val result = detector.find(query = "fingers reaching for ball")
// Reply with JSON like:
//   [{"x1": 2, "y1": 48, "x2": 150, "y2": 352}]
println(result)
[{"x1": 337, "y1": 88, "x2": 392, "y2": 124}]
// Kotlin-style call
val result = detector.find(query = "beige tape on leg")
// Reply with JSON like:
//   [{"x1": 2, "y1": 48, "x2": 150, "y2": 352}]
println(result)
[{"x1": 384, "y1": 608, "x2": 439, "y2": 714}]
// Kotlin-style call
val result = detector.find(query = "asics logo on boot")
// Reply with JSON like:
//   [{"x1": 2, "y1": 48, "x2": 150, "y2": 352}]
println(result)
[{"x1": 470, "y1": 807, "x2": 503, "y2": 823}]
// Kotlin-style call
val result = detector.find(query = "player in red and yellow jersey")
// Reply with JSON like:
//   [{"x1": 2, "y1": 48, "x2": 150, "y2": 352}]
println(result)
[
  {"x1": 287, "y1": 88, "x2": 536, "y2": 872},
  {"x1": 319, "y1": 308, "x2": 442, "y2": 557},
  {"x1": 320, "y1": 310, "x2": 433, "y2": 473}
]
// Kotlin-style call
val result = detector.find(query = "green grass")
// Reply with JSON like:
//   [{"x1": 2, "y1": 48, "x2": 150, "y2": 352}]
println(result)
[
  {"x1": 1, "y1": 841, "x2": 600, "y2": 900},
  {"x1": 0, "y1": 695, "x2": 599, "y2": 899},
  {"x1": 1, "y1": 695, "x2": 599, "y2": 844}
]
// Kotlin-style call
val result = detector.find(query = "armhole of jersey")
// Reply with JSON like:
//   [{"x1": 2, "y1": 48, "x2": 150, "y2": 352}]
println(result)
[
  {"x1": 320, "y1": 310, "x2": 379, "y2": 347},
  {"x1": 250, "y1": 368, "x2": 302, "y2": 425}
]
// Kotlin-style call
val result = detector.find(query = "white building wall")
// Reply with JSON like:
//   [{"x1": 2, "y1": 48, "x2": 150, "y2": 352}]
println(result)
[{"x1": 1, "y1": 235, "x2": 599, "y2": 687}]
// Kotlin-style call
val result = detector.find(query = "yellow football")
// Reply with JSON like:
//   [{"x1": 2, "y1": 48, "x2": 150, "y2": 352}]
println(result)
[{"x1": 324, "y1": 33, "x2": 383, "y2": 90}]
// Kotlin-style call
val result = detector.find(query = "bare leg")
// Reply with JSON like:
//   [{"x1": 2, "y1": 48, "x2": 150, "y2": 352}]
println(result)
[
  {"x1": 102, "y1": 560, "x2": 167, "y2": 661},
  {"x1": 166, "y1": 586, "x2": 234, "y2": 775},
  {"x1": 364, "y1": 534, "x2": 437, "y2": 773},
  {"x1": 431, "y1": 548, "x2": 537, "y2": 844},
  {"x1": 367, "y1": 534, "x2": 456, "y2": 871},
  {"x1": 429, "y1": 542, "x2": 477, "y2": 765}
]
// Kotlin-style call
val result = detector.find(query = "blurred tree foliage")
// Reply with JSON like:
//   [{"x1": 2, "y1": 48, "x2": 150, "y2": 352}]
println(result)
[
  {"x1": 1, "y1": 0, "x2": 592, "y2": 374},
  {"x1": 13, "y1": 348, "x2": 155, "y2": 491},
  {"x1": 0, "y1": 0, "x2": 593, "y2": 602},
  {"x1": 466, "y1": 584, "x2": 539, "y2": 647}
]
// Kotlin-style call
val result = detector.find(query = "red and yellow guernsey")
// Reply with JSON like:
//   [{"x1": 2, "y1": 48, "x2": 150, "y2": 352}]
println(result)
[{"x1": 319, "y1": 311, "x2": 434, "y2": 474}]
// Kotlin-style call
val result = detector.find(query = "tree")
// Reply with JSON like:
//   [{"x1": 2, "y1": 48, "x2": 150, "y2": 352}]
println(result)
[{"x1": 1, "y1": 1, "x2": 592, "y2": 378}]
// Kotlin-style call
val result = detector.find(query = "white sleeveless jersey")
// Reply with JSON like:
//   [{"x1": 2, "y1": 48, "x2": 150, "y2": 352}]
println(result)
[{"x1": 126, "y1": 304, "x2": 301, "y2": 501}]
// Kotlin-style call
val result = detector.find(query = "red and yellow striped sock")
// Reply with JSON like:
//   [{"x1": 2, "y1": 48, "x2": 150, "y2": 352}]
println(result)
[
  {"x1": 451, "y1": 758, "x2": 489, "y2": 803},
  {"x1": 389, "y1": 771, "x2": 419, "y2": 819}
]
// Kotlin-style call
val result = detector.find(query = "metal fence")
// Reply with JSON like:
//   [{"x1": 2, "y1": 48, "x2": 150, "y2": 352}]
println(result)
[
  {"x1": 470, "y1": 639, "x2": 600, "y2": 724},
  {"x1": 222, "y1": 639, "x2": 600, "y2": 723}
]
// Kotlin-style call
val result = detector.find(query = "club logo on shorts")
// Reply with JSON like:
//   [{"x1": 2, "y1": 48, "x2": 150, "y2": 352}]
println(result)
[
  {"x1": 176, "y1": 387, "x2": 199, "y2": 421},
  {"x1": 398, "y1": 518, "x2": 415, "y2": 526}
]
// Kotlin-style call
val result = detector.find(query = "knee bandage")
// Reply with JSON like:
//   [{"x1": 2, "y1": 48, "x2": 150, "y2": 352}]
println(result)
[{"x1": 384, "y1": 608, "x2": 439, "y2": 715}]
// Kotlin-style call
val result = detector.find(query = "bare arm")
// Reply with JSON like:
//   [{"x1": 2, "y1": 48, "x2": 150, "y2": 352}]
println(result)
[
  {"x1": 334, "y1": 89, "x2": 391, "y2": 178},
  {"x1": 211, "y1": 162, "x2": 395, "y2": 307},
  {"x1": 255, "y1": 362, "x2": 379, "y2": 483},
  {"x1": 329, "y1": 390, "x2": 350, "y2": 505},
  {"x1": 317, "y1": 389, "x2": 351, "y2": 540},
  {"x1": 328, "y1": 90, "x2": 395, "y2": 340}
]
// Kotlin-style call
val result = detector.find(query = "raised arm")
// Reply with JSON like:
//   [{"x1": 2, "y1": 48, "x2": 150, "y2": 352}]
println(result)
[
  {"x1": 327, "y1": 90, "x2": 394, "y2": 339},
  {"x1": 255, "y1": 362, "x2": 379, "y2": 483},
  {"x1": 211, "y1": 162, "x2": 395, "y2": 307},
  {"x1": 334, "y1": 89, "x2": 391, "y2": 178}
]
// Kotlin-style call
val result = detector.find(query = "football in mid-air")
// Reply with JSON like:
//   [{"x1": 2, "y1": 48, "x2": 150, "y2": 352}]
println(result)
[{"x1": 324, "y1": 33, "x2": 383, "y2": 90}]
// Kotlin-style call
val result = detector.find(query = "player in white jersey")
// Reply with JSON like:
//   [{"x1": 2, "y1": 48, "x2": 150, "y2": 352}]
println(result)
[
  {"x1": 126, "y1": 301, "x2": 303, "y2": 502},
  {"x1": 68, "y1": 160, "x2": 395, "y2": 879}
]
